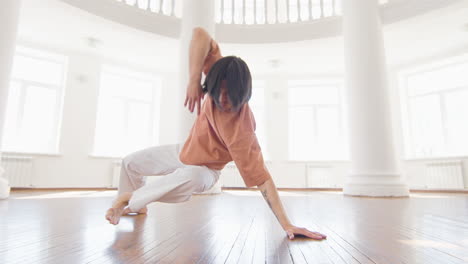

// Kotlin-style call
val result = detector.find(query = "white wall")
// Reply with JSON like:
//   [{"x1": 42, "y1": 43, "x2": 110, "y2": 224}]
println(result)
[{"x1": 4, "y1": 41, "x2": 467, "y2": 189}]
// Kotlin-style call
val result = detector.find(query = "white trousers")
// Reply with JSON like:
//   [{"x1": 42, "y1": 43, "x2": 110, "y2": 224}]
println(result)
[{"x1": 117, "y1": 144, "x2": 220, "y2": 212}]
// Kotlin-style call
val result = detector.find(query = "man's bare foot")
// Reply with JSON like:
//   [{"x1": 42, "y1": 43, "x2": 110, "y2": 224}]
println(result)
[
  {"x1": 105, "y1": 192, "x2": 132, "y2": 225},
  {"x1": 105, "y1": 207, "x2": 126, "y2": 225}
]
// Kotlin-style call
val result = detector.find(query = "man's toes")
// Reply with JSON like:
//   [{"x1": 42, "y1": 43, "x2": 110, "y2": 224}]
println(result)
[
  {"x1": 105, "y1": 209, "x2": 114, "y2": 221},
  {"x1": 111, "y1": 212, "x2": 120, "y2": 225},
  {"x1": 105, "y1": 208, "x2": 120, "y2": 225},
  {"x1": 111, "y1": 217, "x2": 119, "y2": 225}
]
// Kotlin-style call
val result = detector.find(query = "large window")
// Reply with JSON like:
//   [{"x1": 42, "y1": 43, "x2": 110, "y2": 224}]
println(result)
[
  {"x1": 2, "y1": 47, "x2": 67, "y2": 154},
  {"x1": 288, "y1": 80, "x2": 347, "y2": 161},
  {"x1": 400, "y1": 58, "x2": 468, "y2": 158},
  {"x1": 249, "y1": 80, "x2": 269, "y2": 159},
  {"x1": 92, "y1": 66, "x2": 161, "y2": 158}
]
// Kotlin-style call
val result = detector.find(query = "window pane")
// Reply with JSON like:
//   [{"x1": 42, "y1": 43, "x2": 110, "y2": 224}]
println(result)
[
  {"x1": 299, "y1": 0, "x2": 310, "y2": 21},
  {"x1": 93, "y1": 97, "x2": 126, "y2": 156},
  {"x1": 289, "y1": 106, "x2": 314, "y2": 160},
  {"x1": 12, "y1": 55, "x2": 64, "y2": 85},
  {"x1": 316, "y1": 107, "x2": 342, "y2": 159},
  {"x1": 334, "y1": 0, "x2": 341, "y2": 15},
  {"x1": 445, "y1": 89, "x2": 468, "y2": 155},
  {"x1": 249, "y1": 83, "x2": 268, "y2": 159},
  {"x1": 288, "y1": 81, "x2": 346, "y2": 161},
  {"x1": 407, "y1": 62, "x2": 468, "y2": 96},
  {"x1": 162, "y1": 0, "x2": 172, "y2": 15},
  {"x1": 410, "y1": 95, "x2": 444, "y2": 157},
  {"x1": 19, "y1": 86, "x2": 58, "y2": 152},
  {"x1": 93, "y1": 68, "x2": 160, "y2": 157},
  {"x1": 289, "y1": 0, "x2": 299, "y2": 22},
  {"x1": 311, "y1": 0, "x2": 321, "y2": 19},
  {"x1": 266, "y1": 0, "x2": 277, "y2": 24},
  {"x1": 126, "y1": 102, "x2": 152, "y2": 153},
  {"x1": 233, "y1": 0, "x2": 244, "y2": 24},
  {"x1": 277, "y1": 0, "x2": 288, "y2": 23},
  {"x1": 289, "y1": 86, "x2": 338, "y2": 105},
  {"x1": 244, "y1": 0, "x2": 255, "y2": 24},
  {"x1": 223, "y1": 0, "x2": 233, "y2": 23},
  {"x1": 100, "y1": 73, "x2": 153, "y2": 102},
  {"x1": 249, "y1": 81, "x2": 265, "y2": 106},
  {"x1": 215, "y1": 0, "x2": 222, "y2": 23},
  {"x1": 322, "y1": 0, "x2": 333, "y2": 17},
  {"x1": 2, "y1": 82, "x2": 22, "y2": 150}
]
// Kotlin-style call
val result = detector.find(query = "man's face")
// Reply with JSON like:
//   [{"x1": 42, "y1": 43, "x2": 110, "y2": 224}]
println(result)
[{"x1": 219, "y1": 80, "x2": 232, "y2": 111}]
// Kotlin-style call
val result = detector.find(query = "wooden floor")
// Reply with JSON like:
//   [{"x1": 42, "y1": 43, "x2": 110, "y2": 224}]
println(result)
[{"x1": 1, "y1": 190, "x2": 468, "y2": 264}]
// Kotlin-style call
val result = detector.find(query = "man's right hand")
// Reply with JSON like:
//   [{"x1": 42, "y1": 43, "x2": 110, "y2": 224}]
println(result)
[{"x1": 184, "y1": 81, "x2": 204, "y2": 115}]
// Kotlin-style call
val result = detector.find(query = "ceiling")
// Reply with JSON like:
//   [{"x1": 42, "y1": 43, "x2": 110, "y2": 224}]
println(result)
[{"x1": 17, "y1": 0, "x2": 468, "y2": 75}]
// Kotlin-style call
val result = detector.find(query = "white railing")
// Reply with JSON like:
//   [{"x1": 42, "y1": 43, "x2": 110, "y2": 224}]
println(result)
[
  {"x1": 217, "y1": 0, "x2": 342, "y2": 25},
  {"x1": 115, "y1": 0, "x2": 388, "y2": 25},
  {"x1": 115, "y1": 0, "x2": 182, "y2": 17}
]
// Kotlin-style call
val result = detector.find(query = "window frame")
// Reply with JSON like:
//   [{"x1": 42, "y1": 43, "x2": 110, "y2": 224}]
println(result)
[
  {"x1": 2, "y1": 46, "x2": 68, "y2": 155},
  {"x1": 399, "y1": 55, "x2": 468, "y2": 159},
  {"x1": 287, "y1": 79, "x2": 347, "y2": 161},
  {"x1": 91, "y1": 64, "x2": 162, "y2": 158}
]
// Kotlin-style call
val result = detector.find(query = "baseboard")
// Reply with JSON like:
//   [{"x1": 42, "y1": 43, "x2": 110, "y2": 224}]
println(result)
[
  {"x1": 10, "y1": 187, "x2": 468, "y2": 194},
  {"x1": 409, "y1": 189, "x2": 468, "y2": 194},
  {"x1": 10, "y1": 187, "x2": 116, "y2": 191}
]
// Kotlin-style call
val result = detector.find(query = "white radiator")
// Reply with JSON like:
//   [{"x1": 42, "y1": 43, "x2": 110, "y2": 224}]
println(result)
[
  {"x1": 0, "y1": 155, "x2": 34, "y2": 187},
  {"x1": 425, "y1": 160, "x2": 464, "y2": 189},
  {"x1": 111, "y1": 159, "x2": 122, "y2": 188}
]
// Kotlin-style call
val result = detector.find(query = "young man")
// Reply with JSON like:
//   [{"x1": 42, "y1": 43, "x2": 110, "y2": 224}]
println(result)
[{"x1": 106, "y1": 27, "x2": 326, "y2": 241}]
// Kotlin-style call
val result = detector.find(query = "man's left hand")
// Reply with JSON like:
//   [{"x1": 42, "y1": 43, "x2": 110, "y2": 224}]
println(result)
[{"x1": 285, "y1": 225, "x2": 327, "y2": 240}]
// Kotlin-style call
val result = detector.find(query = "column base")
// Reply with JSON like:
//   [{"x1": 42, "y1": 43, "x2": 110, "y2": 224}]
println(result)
[
  {"x1": 0, "y1": 166, "x2": 11, "y2": 199},
  {"x1": 343, "y1": 173, "x2": 409, "y2": 197}
]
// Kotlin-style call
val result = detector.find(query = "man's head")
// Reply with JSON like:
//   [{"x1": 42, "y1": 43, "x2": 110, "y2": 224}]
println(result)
[{"x1": 203, "y1": 56, "x2": 252, "y2": 112}]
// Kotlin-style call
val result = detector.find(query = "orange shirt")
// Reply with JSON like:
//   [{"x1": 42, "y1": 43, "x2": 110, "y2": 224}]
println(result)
[{"x1": 179, "y1": 96, "x2": 271, "y2": 187}]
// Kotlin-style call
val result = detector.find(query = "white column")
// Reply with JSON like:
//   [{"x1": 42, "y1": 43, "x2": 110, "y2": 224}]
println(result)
[
  {"x1": 177, "y1": 0, "x2": 222, "y2": 194},
  {"x1": 0, "y1": 0, "x2": 22, "y2": 198},
  {"x1": 342, "y1": 0, "x2": 408, "y2": 197},
  {"x1": 177, "y1": 0, "x2": 215, "y2": 143}
]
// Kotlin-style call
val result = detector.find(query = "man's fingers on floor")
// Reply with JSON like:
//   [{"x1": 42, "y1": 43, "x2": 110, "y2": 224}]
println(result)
[
  {"x1": 306, "y1": 230, "x2": 325, "y2": 239},
  {"x1": 306, "y1": 232, "x2": 323, "y2": 239}
]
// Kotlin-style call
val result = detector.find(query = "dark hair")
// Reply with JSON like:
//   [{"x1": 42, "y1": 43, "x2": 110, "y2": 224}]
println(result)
[{"x1": 202, "y1": 56, "x2": 252, "y2": 112}]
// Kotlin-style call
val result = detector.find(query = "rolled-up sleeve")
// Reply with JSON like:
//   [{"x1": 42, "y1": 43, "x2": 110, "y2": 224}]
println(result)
[
  {"x1": 228, "y1": 133, "x2": 271, "y2": 187},
  {"x1": 215, "y1": 105, "x2": 272, "y2": 187}
]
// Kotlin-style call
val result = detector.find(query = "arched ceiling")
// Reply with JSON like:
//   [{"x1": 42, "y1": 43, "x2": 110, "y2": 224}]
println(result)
[{"x1": 17, "y1": 0, "x2": 468, "y2": 75}]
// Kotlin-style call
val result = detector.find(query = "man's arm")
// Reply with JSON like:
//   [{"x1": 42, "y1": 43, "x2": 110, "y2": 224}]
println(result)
[
  {"x1": 258, "y1": 178, "x2": 327, "y2": 240},
  {"x1": 184, "y1": 27, "x2": 213, "y2": 115}
]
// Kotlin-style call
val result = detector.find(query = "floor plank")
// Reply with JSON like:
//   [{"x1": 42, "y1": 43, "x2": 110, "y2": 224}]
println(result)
[{"x1": 1, "y1": 190, "x2": 468, "y2": 263}]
